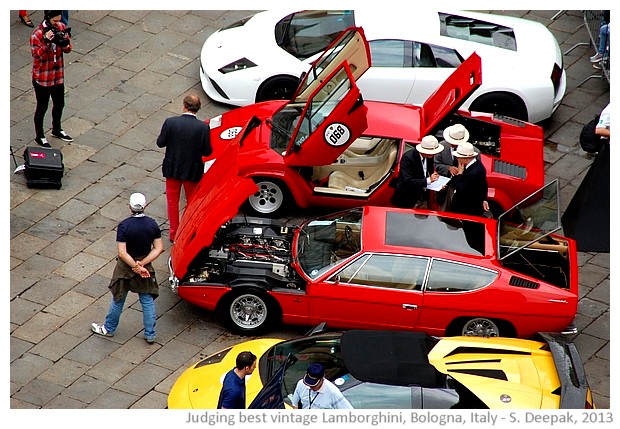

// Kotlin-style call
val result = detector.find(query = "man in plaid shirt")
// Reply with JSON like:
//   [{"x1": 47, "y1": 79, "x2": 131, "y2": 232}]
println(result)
[{"x1": 30, "y1": 10, "x2": 73, "y2": 148}]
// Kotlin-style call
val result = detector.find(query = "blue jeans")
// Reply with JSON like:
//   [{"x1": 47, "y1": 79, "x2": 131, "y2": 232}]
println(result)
[
  {"x1": 598, "y1": 23, "x2": 609, "y2": 54},
  {"x1": 104, "y1": 291, "x2": 156, "y2": 340}
]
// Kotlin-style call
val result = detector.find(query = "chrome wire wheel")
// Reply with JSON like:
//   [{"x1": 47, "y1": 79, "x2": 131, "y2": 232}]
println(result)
[
  {"x1": 229, "y1": 293, "x2": 268, "y2": 331},
  {"x1": 461, "y1": 318, "x2": 500, "y2": 337},
  {"x1": 248, "y1": 180, "x2": 285, "y2": 215}
]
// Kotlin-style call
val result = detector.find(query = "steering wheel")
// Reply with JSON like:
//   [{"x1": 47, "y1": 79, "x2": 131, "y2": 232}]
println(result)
[{"x1": 344, "y1": 226, "x2": 360, "y2": 252}]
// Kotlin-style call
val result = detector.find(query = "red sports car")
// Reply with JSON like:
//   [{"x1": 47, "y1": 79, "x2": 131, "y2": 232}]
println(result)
[
  {"x1": 203, "y1": 27, "x2": 544, "y2": 217},
  {"x1": 168, "y1": 135, "x2": 578, "y2": 338}
]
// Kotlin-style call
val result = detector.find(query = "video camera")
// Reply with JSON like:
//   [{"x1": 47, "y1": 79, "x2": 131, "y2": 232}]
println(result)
[{"x1": 49, "y1": 27, "x2": 71, "y2": 48}]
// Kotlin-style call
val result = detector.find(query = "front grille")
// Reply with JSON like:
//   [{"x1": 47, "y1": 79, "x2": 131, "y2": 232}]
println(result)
[
  {"x1": 493, "y1": 160, "x2": 527, "y2": 180},
  {"x1": 509, "y1": 276, "x2": 539, "y2": 289}
]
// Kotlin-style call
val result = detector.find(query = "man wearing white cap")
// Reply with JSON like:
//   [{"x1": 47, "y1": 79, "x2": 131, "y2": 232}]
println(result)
[
  {"x1": 91, "y1": 192, "x2": 164, "y2": 343},
  {"x1": 448, "y1": 142, "x2": 488, "y2": 217},
  {"x1": 391, "y1": 135, "x2": 443, "y2": 209}
]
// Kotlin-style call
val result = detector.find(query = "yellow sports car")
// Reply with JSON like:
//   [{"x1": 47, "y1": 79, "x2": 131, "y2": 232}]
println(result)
[{"x1": 168, "y1": 325, "x2": 594, "y2": 409}]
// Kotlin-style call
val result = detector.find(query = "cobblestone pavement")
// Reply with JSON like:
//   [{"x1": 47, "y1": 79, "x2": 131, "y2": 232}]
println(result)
[{"x1": 9, "y1": 10, "x2": 610, "y2": 411}]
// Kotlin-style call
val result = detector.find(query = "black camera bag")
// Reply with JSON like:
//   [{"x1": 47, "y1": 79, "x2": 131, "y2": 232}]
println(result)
[{"x1": 23, "y1": 146, "x2": 64, "y2": 189}]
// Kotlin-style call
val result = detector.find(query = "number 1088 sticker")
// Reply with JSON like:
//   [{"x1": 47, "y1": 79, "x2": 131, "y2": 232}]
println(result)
[{"x1": 324, "y1": 123, "x2": 351, "y2": 147}]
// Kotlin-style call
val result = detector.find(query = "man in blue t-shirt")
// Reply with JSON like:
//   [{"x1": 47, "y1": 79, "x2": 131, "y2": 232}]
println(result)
[
  {"x1": 217, "y1": 351, "x2": 257, "y2": 409},
  {"x1": 91, "y1": 193, "x2": 164, "y2": 343}
]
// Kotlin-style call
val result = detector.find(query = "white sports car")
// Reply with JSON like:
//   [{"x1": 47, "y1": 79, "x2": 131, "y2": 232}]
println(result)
[{"x1": 200, "y1": 9, "x2": 566, "y2": 123}]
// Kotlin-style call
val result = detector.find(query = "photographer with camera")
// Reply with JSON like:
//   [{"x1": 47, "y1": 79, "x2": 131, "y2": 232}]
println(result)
[{"x1": 30, "y1": 10, "x2": 73, "y2": 148}]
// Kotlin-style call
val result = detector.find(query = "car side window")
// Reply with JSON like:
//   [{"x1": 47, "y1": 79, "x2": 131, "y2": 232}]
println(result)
[
  {"x1": 426, "y1": 43, "x2": 464, "y2": 68},
  {"x1": 342, "y1": 382, "x2": 414, "y2": 408},
  {"x1": 369, "y1": 39, "x2": 413, "y2": 67},
  {"x1": 425, "y1": 259, "x2": 497, "y2": 292},
  {"x1": 334, "y1": 254, "x2": 428, "y2": 291}
]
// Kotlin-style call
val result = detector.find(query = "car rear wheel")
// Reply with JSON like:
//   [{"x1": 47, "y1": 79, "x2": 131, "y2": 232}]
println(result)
[
  {"x1": 469, "y1": 92, "x2": 528, "y2": 122},
  {"x1": 223, "y1": 290, "x2": 274, "y2": 334},
  {"x1": 246, "y1": 179, "x2": 289, "y2": 217},
  {"x1": 460, "y1": 317, "x2": 500, "y2": 337},
  {"x1": 256, "y1": 76, "x2": 299, "y2": 103}
]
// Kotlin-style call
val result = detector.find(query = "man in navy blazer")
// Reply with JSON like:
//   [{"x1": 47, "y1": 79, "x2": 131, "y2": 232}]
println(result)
[
  {"x1": 157, "y1": 94, "x2": 211, "y2": 242},
  {"x1": 391, "y1": 135, "x2": 444, "y2": 209},
  {"x1": 448, "y1": 141, "x2": 488, "y2": 217}
]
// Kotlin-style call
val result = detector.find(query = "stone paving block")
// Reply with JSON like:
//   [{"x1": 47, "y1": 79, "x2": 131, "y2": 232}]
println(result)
[
  {"x1": 65, "y1": 61, "x2": 101, "y2": 87},
  {"x1": 10, "y1": 254, "x2": 64, "y2": 282},
  {"x1": 77, "y1": 95, "x2": 130, "y2": 125},
  {"x1": 579, "y1": 264, "x2": 612, "y2": 290},
  {"x1": 72, "y1": 272, "x2": 111, "y2": 299},
  {"x1": 9, "y1": 182, "x2": 30, "y2": 210},
  {"x1": 10, "y1": 255, "x2": 23, "y2": 270},
  {"x1": 169, "y1": 12, "x2": 210, "y2": 36},
  {"x1": 64, "y1": 374, "x2": 112, "y2": 404},
  {"x1": 71, "y1": 10, "x2": 110, "y2": 25},
  {"x1": 86, "y1": 356, "x2": 136, "y2": 384},
  {"x1": 577, "y1": 297, "x2": 608, "y2": 319},
  {"x1": 10, "y1": 336, "x2": 34, "y2": 362},
  {"x1": 11, "y1": 198, "x2": 57, "y2": 223},
  {"x1": 10, "y1": 352, "x2": 54, "y2": 385},
  {"x1": 39, "y1": 357, "x2": 90, "y2": 387},
  {"x1": 545, "y1": 152, "x2": 592, "y2": 180},
  {"x1": 24, "y1": 215, "x2": 77, "y2": 243},
  {"x1": 111, "y1": 337, "x2": 161, "y2": 365},
  {"x1": 11, "y1": 377, "x2": 65, "y2": 407},
  {"x1": 157, "y1": 364, "x2": 191, "y2": 396},
  {"x1": 582, "y1": 310, "x2": 609, "y2": 341},
  {"x1": 588, "y1": 252, "x2": 610, "y2": 269},
  {"x1": 89, "y1": 15, "x2": 133, "y2": 37},
  {"x1": 44, "y1": 394, "x2": 88, "y2": 409},
  {"x1": 114, "y1": 126, "x2": 161, "y2": 152},
  {"x1": 50, "y1": 199, "x2": 100, "y2": 226},
  {"x1": 46, "y1": 290, "x2": 97, "y2": 320},
  {"x1": 68, "y1": 213, "x2": 118, "y2": 243},
  {"x1": 38, "y1": 234, "x2": 93, "y2": 262},
  {"x1": 95, "y1": 109, "x2": 145, "y2": 137},
  {"x1": 147, "y1": 52, "x2": 193, "y2": 76},
  {"x1": 146, "y1": 338, "x2": 203, "y2": 371},
  {"x1": 64, "y1": 335, "x2": 122, "y2": 366},
  {"x1": 88, "y1": 142, "x2": 138, "y2": 168},
  {"x1": 57, "y1": 142, "x2": 98, "y2": 173},
  {"x1": 66, "y1": 80, "x2": 111, "y2": 104},
  {"x1": 130, "y1": 390, "x2": 168, "y2": 409},
  {"x1": 106, "y1": 23, "x2": 153, "y2": 52},
  {"x1": 573, "y1": 333, "x2": 607, "y2": 362},
  {"x1": 9, "y1": 272, "x2": 37, "y2": 299},
  {"x1": 10, "y1": 397, "x2": 39, "y2": 409},
  {"x1": 71, "y1": 26, "x2": 111, "y2": 55},
  {"x1": 20, "y1": 273, "x2": 79, "y2": 306},
  {"x1": 113, "y1": 361, "x2": 171, "y2": 397},
  {"x1": 10, "y1": 213, "x2": 34, "y2": 239},
  {"x1": 174, "y1": 318, "x2": 229, "y2": 348},
  {"x1": 142, "y1": 10, "x2": 182, "y2": 34},
  {"x1": 147, "y1": 306, "x2": 200, "y2": 344},
  {"x1": 29, "y1": 330, "x2": 84, "y2": 363},
  {"x1": 127, "y1": 68, "x2": 168, "y2": 92},
  {"x1": 10, "y1": 232, "x2": 51, "y2": 261},
  {"x1": 83, "y1": 230, "x2": 116, "y2": 259},
  {"x1": 87, "y1": 387, "x2": 139, "y2": 409},
  {"x1": 54, "y1": 252, "x2": 110, "y2": 283},
  {"x1": 587, "y1": 279, "x2": 610, "y2": 304},
  {"x1": 12, "y1": 311, "x2": 66, "y2": 344},
  {"x1": 114, "y1": 50, "x2": 160, "y2": 73},
  {"x1": 10, "y1": 296, "x2": 44, "y2": 326},
  {"x1": 30, "y1": 177, "x2": 91, "y2": 208},
  {"x1": 148, "y1": 72, "x2": 197, "y2": 100},
  {"x1": 140, "y1": 28, "x2": 188, "y2": 54},
  {"x1": 124, "y1": 92, "x2": 170, "y2": 121},
  {"x1": 73, "y1": 181, "x2": 121, "y2": 208}
]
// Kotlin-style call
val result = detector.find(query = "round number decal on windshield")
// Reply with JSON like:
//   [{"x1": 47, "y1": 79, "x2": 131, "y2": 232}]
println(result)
[{"x1": 324, "y1": 123, "x2": 350, "y2": 147}]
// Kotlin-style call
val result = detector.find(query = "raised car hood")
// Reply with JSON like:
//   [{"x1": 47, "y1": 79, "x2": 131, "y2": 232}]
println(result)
[{"x1": 170, "y1": 136, "x2": 258, "y2": 280}]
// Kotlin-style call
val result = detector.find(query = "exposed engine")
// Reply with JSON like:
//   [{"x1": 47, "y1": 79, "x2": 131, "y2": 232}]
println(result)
[{"x1": 183, "y1": 215, "x2": 305, "y2": 290}]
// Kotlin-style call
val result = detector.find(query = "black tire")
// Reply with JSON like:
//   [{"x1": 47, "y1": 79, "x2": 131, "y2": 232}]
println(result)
[
  {"x1": 221, "y1": 289, "x2": 276, "y2": 334},
  {"x1": 256, "y1": 76, "x2": 299, "y2": 103},
  {"x1": 245, "y1": 178, "x2": 290, "y2": 217},
  {"x1": 469, "y1": 92, "x2": 528, "y2": 122}
]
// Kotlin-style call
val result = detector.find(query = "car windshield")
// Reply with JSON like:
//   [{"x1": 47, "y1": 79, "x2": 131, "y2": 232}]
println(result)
[
  {"x1": 498, "y1": 180, "x2": 561, "y2": 260},
  {"x1": 296, "y1": 208, "x2": 363, "y2": 279},
  {"x1": 275, "y1": 10, "x2": 355, "y2": 60}
]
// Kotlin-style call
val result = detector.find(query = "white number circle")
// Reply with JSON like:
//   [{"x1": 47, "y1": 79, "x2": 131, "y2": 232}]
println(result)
[
  {"x1": 324, "y1": 123, "x2": 350, "y2": 147},
  {"x1": 220, "y1": 126, "x2": 242, "y2": 140}
]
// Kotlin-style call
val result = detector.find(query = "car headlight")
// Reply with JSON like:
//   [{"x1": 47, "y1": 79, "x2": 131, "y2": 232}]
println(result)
[{"x1": 218, "y1": 58, "x2": 257, "y2": 74}]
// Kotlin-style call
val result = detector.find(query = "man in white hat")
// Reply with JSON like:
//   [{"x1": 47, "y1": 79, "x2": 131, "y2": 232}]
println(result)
[
  {"x1": 448, "y1": 142, "x2": 488, "y2": 217},
  {"x1": 391, "y1": 135, "x2": 443, "y2": 209},
  {"x1": 435, "y1": 123, "x2": 470, "y2": 177},
  {"x1": 91, "y1": 192, "x2": 164, "y2": 343}
]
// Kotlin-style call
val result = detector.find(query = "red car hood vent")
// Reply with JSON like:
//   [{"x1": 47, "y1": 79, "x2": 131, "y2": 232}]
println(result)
[{"x1": 170, "y1": 139, "x2": 258, "y2": 280}]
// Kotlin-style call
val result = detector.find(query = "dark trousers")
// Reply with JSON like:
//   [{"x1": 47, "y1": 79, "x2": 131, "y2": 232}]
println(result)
[{"x1": 33, "y1": 80, "x2": 65, "y2": 139}]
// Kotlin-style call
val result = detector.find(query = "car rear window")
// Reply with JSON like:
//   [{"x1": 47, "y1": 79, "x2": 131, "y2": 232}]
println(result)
[
  {"x1": 385, "y1": 211, "x2": 485, "y2": 256},
  {"x1": 439, "y1": 12, "x2": 517, "y2": 51}
]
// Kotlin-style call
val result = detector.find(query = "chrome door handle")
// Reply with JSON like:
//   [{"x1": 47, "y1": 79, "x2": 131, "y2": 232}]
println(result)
[{"x1": 402, "y1": 304, "x2": 418, "y2": 310}]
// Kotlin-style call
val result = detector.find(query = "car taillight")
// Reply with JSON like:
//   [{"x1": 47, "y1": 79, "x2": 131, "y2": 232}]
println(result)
[{"x1": 551, "y1": 63, "x2": 562, "y2": 94}]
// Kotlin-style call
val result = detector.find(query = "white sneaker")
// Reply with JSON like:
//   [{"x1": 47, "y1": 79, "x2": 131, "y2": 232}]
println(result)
[
  {"x1": 590, "y1": 53, "x2": 602, "y2": 63},
  {"x1": 91, "y1": 323, "x2": 114, "y2": 337}
]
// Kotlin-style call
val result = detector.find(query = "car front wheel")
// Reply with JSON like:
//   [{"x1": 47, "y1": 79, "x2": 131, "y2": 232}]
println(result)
[
  {"x1": 223, "y1": 290, "x2": 274, "y2": 334},
  {"x1": 246, "y1": 179, "x2": 288, "y2": 216},
  {"x1": 256, "y1": 76, "x2": 299, "y2": 103},
  {"x1": 460, "y1": 317, "x2": 500, "y2": 337}
]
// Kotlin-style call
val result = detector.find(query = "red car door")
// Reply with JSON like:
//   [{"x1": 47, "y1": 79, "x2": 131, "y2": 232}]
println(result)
[
  {"x1": 282, "y1": 27, "x2": 371, "y2": 167},
  {"x1": 306, "y1": 253, "x2": 428, "y2": 330}
]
